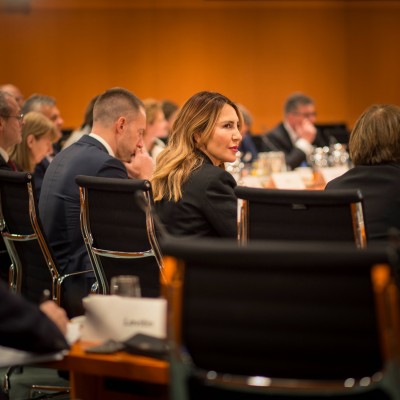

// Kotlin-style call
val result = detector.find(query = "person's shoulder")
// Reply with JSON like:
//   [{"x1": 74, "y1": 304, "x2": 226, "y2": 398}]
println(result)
[
  {"x1": 190, "y1": 163, "x2": 236, "y2": 189},
  {"x1": 265, "y1": 122, "x2": 285, "y2": 135}
]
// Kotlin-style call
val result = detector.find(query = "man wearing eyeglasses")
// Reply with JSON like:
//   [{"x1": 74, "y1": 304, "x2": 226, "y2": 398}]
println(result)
[{"x1": 261, "y1": 92, "x2": 331, "y2": 170}]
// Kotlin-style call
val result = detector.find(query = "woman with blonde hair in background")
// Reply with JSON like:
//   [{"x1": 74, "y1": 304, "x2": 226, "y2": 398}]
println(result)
[
  {"x1": 9, "y1": 111, "x2": 57, "y2": 196},
  {"x1": 143, "y1": 99, "x2": 169, "y2": 162},
  {"x1": 152, "y1": 91, "x2": 242, "y2": 238}
]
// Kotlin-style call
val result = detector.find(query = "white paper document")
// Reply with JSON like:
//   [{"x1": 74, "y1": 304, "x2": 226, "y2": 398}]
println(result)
[{"x1": 0, "y1": 346, "x2": 66, "y2": 368}]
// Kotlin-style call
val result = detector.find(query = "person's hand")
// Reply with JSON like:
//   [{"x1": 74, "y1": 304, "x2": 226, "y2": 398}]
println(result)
[
  {"x1": 296, "y1": 119, "x2": 317, "y2": 143},
  {"x1": 124, "y1": 147, "x2": 154, "y2": 180},
  {"x1": 40, "y1": 301, "x2": 69, "y2": 335}
]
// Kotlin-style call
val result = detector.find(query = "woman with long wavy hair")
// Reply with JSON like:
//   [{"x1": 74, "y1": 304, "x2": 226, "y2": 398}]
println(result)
[{"x1": 151, "y1": 91, "x2": 242, "y2": 238}]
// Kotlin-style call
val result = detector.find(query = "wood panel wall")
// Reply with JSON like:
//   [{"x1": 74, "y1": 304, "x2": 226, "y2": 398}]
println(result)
[{"x1": 1, "y1": 1, "x2": 400, "y2": 132}]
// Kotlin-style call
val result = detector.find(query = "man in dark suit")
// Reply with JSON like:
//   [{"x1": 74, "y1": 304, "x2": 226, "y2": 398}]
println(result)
[
  {"x1": 0, "y1": 91, "x2": 23, "y2": 282},
  {"x1": 39, "y1": 88, "x2": 153, "y2": 316},
  {"x1": 260, "y1": 92, "x2": 331, "y2": 170}
]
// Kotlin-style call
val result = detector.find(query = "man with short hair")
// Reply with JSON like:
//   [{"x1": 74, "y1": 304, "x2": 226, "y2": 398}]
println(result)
[
  {"x1": 0, "y1": 91, "x2": 23, "y2": 169},
  {"x1": 0, "y1": 84, "x2": 24, "y2": 107},
  {"x1": 261, "y1": 92, "x2": 330, "y2": 170},
  {"x1": 39, "y1": 87, "x2": 153, "y2": 316},
  {"x1": 22, "y1": 94, "x2": 64, "y2": 142}
]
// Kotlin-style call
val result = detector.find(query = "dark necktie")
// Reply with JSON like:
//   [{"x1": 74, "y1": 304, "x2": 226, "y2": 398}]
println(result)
[{"x1": 7, "y1": 159, "x2": 18, "y2": 171}]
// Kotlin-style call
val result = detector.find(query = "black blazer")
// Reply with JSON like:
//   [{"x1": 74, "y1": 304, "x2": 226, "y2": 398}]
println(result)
[
  {"x1": 0, "y1": 280, "x2": 68, "y2": 353},
  {"x1": 325, "y1": 163, "x2": 400, "y2": 241},
  {"x1": 260, "y1": 122, "x2": 330, "y2": 170},
  {"x1": 155, "y1": 152, "x2": 238, "y2": 238},
  {"x1": 39, "y1": 135, "x2": 128, "y2": 276}
]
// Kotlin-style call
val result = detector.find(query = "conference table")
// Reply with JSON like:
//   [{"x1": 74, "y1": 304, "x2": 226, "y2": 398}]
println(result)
[{"x1": 47, "y1": 340, "x2": 168, "y2": 400}]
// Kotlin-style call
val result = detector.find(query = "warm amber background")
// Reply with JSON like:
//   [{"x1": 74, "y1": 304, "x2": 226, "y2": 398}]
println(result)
[{"x1": 1, "y1": 0, "x2": 400, "y2": 132}]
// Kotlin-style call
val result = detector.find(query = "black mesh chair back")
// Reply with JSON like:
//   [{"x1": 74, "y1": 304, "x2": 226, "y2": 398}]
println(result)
[
  {"x1": 0, "y1": 170, "x2": 55, "y2": 304},
  {"x1": 75, "y1": 175, "x2": 164, "y2": 297},
  {"x1": 0, "y1": 170, "x2": 92, "y2": 313},
  {"x1": 162, "y1": 238, "x2": 400, "y2": 399},
  {"x1": 235, "y1": 187, "x2": 367, "y2": 248}
]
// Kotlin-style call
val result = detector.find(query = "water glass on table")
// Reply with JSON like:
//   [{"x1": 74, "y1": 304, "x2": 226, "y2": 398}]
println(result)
[{"x1": 110, "y1": 275, "x2": 141, "y2": 297}]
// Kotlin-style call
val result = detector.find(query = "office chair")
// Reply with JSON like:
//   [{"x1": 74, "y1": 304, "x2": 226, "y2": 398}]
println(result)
[
  {"x1": 162, "y1": 238, "x2": 400, "y2": 400},
  {"x1": 75, "y1": 175, "x2": 164, "y2": 297},
  {"x1": 0, "y1": 170, "x2": 77, "y2": 398},
  {"x1": 0, "y1": 170, "x2": 91, "y2": 306},
  {"x1": 235, "y1": 187, "x2": 367, "y2": 248}
]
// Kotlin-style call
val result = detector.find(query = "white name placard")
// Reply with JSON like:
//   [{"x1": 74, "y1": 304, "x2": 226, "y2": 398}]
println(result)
[
  {"x1": 81, "y1": 295, "x2": 167, "y2": 342},
  {"x1": 271, "y1": 171, "x2": 306, "y2": 190},
  {"x1": 319, "y1": 166, "x2": 349, "y2": 184}
]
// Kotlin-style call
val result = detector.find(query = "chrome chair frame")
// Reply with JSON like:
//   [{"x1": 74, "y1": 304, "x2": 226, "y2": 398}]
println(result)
[
  {"x1": 0, "y1": 171, "x2": 92, "y2": 304},
  {"x1": 77, "y1": 176, "x2": 164, "y2": 294},
  {"x1": 235, "y1": 187, "x2": 367, "y2": 248},
  {"x1": 163, "y1": 239, "x2": 400, "y2": 399}
]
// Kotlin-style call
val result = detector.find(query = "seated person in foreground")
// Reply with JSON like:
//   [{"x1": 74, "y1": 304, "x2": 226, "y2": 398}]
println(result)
[
  {"x1": 0, "y1": 281, "x2": 68, "y2": 353},
  {"x1": 325, "y1": 104, "x2": 400, "y2": 241},
  {"x1": 152, "y1": 91, "x2": 242, "y2": 238},
  {"x1": 260, "y1": 92, "x2": 331, "y2": 170}
]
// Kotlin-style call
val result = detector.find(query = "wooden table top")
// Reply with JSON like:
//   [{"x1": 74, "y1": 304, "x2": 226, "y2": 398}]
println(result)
[{"x1": 47, "y1": 340, "x2": 169, "y2": 385}]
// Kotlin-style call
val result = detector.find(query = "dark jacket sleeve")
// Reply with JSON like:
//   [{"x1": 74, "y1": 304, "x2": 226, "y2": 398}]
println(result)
[
  {"x1": 0, "y1": 282, "x2": 69, "y2": 353},
  {"x1": 202, "y1": 168, "x2": 238, "y2": 238}
]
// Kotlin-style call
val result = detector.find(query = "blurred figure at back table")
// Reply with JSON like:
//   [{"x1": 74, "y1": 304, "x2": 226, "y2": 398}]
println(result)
[
  {"x1": 9, "y1": 112, "x2": 58, "y2": 198},
  {"x1": 237, "y1": 103, "x2": 258, "y2": 164},
  {"x1": 143, "y1": 98, "x2": 168, "y2": 162},
  {"x1": 62, "y1": 94, "x2": 98, "y2": 149},
  {"x1": 260, "y1": 92, "x2": 331, "y2": 170},
  {"x1": 0, "y1": 83, "x2": 24, "y2": 107}
]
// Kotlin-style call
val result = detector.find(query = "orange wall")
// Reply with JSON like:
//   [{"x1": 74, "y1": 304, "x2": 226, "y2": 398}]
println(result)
[{"x1": 1, "y1": 2, "x2": 400, "y2": 132}]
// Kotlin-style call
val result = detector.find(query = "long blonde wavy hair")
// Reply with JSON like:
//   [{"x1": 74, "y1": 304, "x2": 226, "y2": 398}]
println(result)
[{"x1": 151, "y1": 91, "x2": 242, "y2": 202}]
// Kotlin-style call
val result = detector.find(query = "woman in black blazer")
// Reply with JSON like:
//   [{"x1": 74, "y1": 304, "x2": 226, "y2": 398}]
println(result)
[
  {"x1": 326, "y1": 104, "x2": 400, "y2": 241},
  {"x1": 152, "y1": 91, "x2": 242, "y2": 238}
]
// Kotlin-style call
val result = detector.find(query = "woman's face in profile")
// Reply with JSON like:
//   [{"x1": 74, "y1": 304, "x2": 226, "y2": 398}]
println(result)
[{"x1": 200, "y1": 104, "x2": 242, "y2": 166}]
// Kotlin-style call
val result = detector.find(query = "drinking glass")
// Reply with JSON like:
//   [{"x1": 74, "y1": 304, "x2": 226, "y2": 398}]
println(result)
[{"x1": 110, "y1": 275, "x2": 141, "y2": 297}]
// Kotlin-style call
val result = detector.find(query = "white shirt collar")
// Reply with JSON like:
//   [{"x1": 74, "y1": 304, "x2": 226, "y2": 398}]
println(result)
[
  {"x1": 88, "y1": 133, "x2": 115, "y2": 157},
  {"x1": 0, "y1": 147, "x2": 9, "y2": 163},
  {"x1": 283, "y1": 120, "x2": 298, "y2": 145}
]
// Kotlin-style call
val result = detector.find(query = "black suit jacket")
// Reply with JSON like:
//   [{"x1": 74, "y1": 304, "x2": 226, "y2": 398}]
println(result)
[
  {"x1": 39, "y1": 135, "x2": 128, "y2": 276},
  {"x1": 0, "y1": 155, "x2": 12, "y2": 283},
  {"x1": 325, "y1": 163, "x2": 400, "y2": 241},
  {"x1": 260, "y1": 122, "x2": 331, "y2": 170},
  {"x1": 155, "y1": 152, "x2": 238, "y2": 238},
  {"x1": 0, "y1": 280, "x2": 68, "y2": 353}
]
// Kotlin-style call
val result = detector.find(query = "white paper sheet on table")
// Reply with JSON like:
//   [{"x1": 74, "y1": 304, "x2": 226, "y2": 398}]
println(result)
[
  {"x1": 0, "y1": 346, "x2": 66, "y2": 368},
  {"x1": 271, "y1": 171, "x2": 306, "y2": 189},
  {"x1": 318, "y1": 166, "x2": 349, "y2": 183}
]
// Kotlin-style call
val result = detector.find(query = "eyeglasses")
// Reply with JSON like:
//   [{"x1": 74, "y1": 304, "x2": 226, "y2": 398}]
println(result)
[
  {"x1": 0, "y1": 113, "x2": 24, "y2": 123},
  {"x1": 292, "y1": 111, "x2": 317, "y2": 118}
]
